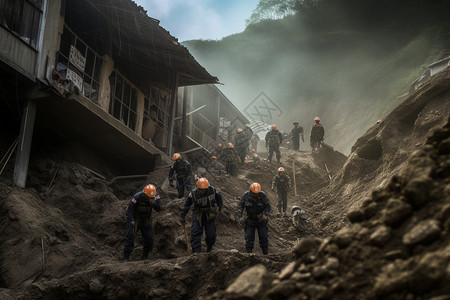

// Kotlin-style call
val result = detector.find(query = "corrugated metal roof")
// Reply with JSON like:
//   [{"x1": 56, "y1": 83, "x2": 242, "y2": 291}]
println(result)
[{"x1": 66, "y1": 0, "x2": 219, "y2": 88}]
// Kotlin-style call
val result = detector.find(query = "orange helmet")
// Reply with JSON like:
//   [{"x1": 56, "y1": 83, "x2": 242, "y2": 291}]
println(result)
[
  {"x1": 144, "y1": 184, "x2": 156, "y2": 197},
  {"x1": 250, "y1": 182, "x2": 261, "y2": 193},
  {"x1": 211, "y1": 156, "x2": 217, "y2": 159},
  {"x1": 253, "y1": 153, "x2": 259, "y2": 157},
  {"x1": 278, "y1": 167, "x2": 285, "y2": 172},
  {"x1": 314, "y1": 117, "x2": 320, "y2": 121},
  {"x1": 173, "y1": 153, "x2": 181, "y2": 160},
  {"x1": 218, "y1": 143, "x2": 223, "y2": 148},
  {"x1": 237, "y1": 128, "x2": 243, "y2": 133},
  {"x1": 197, "y1": 178, "x2": 208, "y2": 189},
  {"x1": 271, "y1": 124, "x2": 277, "y2": 130},
  {"x1": 251, "y1": 149, "x2": 255, "y2": 152},
  {"x1": 227, "y1": 142, "x2": 234, "y2": 148}
]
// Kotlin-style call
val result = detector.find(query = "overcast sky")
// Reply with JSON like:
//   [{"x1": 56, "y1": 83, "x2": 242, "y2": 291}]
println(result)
[{"x1": 133, "y1": 0, "x2": 259, "y2": 41}]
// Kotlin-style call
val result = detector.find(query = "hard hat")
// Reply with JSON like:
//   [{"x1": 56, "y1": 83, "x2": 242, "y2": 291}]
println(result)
[
  {"x1": 278, "y1": 167, "x2": 285, "y2": 172},
  {"x1": 377, "y1": 119, "x2": 382, "y2": 124},
  {"x1": 251, "y1": 149, "x2": 256, "y2": 152},
  {"x1": 291, "y1": 205, "x2": 301, "y2": 214},
  {"x1": 218, "y1": 143, "x2": 223, "y2": 148},
  {"x1": 144, "y1": 184, "x2": 156, "y2": 197},
  {"x1": 250, "y1": 182, "x2": 261, "y2": 193},
  {"x1": 237, "y1": 128, "x2": 243, "y2": 133},
  {"x1": 314, "y1": 117, "x2": 320, "y2": 121},
  {"x1": 197, "y1": 178, "x2": 208, "y2": 189},
  {"x1": 286, "y1": 141, "x2": 290, "y2": 144},
  {"x1": 253, "y1": 153, "x2": 259, "y2": 157},
  {"x1": 271, "y1": 124, "x2": 277, "y2": 130},
  {"x1": 211, "y1": 156, "x2": 217, "y2": 159},
  {"x1": 293, "y1": 122, "x2": 299, "y2": 125},
  {"x1": 227, "y1": 142, "x2": 234, "y2": 148},
  {"x1": 173, "y1": 153, "x2": 181, "y2": 160}
]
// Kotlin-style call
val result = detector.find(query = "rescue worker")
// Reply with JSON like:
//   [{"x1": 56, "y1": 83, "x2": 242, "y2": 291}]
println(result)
[
  {"x1": 290, "y1": 122, "x2": 305, "y2": 151},
  {"x1": 265, "y1": 124, "x2": 283, "y2": 163},
  {"x1": 223, "y1": 142, "x2": 239, "y2": 176},
  {"x1": 168, "y1": 153, "x2": 193, "y2": 198},
  {"x1": 235, "y1": 128, "x2": 249, "y2": 164},
  {"x1": 272, "y1": 167, "x2": 292, "y2": 216},
  {"x1": 214, "y1": 143, "x2": 224, "y2": 162},
  {"x1": 236, "y1": 182, "x2": 271, "y2": 255},
  {"x1": 180, "y1": 178, "x2": 223, "y2": 253},
  {"x1": 310, "y1": 117, "x2": 325, "y2": 151},
  {"x1": 123, "y1": 184, "x2": 162, "y2": 262},
  {"x1": 253, "y1": 153, "x2": 260, "y2": 162},
  {"x1": 250, "y1": 133, "x2": 260, "y2": 152}
]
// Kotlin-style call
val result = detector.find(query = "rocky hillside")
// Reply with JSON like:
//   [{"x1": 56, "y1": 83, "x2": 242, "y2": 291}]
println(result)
[{"x1": 207, "y1": 107, "x2": 450, "y2": 300}]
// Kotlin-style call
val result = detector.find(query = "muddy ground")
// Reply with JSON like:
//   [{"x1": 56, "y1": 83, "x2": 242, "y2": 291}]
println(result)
[{"x1": 0, "y1": 69, "x2": 449, "y2": 299}]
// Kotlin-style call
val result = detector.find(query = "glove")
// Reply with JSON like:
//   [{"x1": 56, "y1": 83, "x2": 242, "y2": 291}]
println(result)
[
  {"x1": 180, "y1": 216, "x2": 186, "y2": 224},
  {"x1": 261, "y1": 214, "x2": 269, "y2": 222}
]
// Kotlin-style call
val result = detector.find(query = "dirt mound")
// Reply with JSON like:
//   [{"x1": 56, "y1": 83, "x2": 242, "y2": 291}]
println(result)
[
  {"x1": 206, "y1": 115, "x2": 450, "y2": 300},
  {"x1": 0, "y1": 131, "x2": 346, "y2": 299},
  {"x1": 305, "y1": 68, "x2": 450, "y2": 236}
]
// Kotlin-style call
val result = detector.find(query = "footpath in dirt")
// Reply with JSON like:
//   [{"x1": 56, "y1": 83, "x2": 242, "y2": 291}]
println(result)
[{"x1": 0, "y1": 68, "x2": 449, "y2": 299}]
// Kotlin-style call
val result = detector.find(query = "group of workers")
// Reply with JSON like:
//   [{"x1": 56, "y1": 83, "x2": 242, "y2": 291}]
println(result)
[{"x1": 122, "y1": 117, "x2": 325, "y2": 261}]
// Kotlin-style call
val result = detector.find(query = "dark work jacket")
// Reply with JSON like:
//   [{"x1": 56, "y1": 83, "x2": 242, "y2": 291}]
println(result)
[
  {"x1": 181, "y1": 186, "x2": 223, "y2": 217},
  {"x1": 168, "y1": 159, "x2": 192, "y2": 180},
  {"x1": 272, "y1": 174, "x2": 292, "y2": 192},
  {"x1": 310, "y1": 123, "x2": 325, "y2": 141},
  {"x1": 290, "y1": 126, "x2": 304, "y2": 141},
  {"x1": 125, "y1": 191, "x2": 162, "y2": 226},
  {"x1": 265, "y1": 130, "x2": 283, "y2": 148},
  {"x1": 181, "y1": 186, "x2": 223, "y2": 222},
  {"x1": 235, "y1": 132, "x2": 249, "y2": 152},
  {"x1": 237, "y1": 191, "x2": 271, "y2": 220}
]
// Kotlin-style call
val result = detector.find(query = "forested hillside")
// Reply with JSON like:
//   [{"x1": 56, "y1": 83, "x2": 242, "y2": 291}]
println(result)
[{"x1": 184, "y1": 0, "x2": 450, "y2": 154}]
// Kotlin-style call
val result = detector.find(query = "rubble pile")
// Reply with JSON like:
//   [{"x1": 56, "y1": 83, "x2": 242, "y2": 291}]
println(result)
[{"x1": 207, "y1": 117, "x2": 450, "y2": 300}]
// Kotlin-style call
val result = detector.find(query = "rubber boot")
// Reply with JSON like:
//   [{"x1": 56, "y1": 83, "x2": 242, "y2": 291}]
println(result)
[
  {"x1": 141, "y1": 251, "x2": 149, "y2": 260},
  {"x1": 262, "y1": 248, "x2": 268, "y2": 255},
  {"x1": 207, "y1": 245, "x2": 212, "y2": 253},
  {"x1": 123, "y1": 251, "x2": 130, "y2": 263}
]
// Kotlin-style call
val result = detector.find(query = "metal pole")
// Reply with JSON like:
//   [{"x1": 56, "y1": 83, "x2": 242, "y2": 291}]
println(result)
[
  {"x1": 166, "y1": 74, "x2": 179, "y2": 156},
  {"x1": 293, "y1": 160, "x2": 297, "y2": 196}
]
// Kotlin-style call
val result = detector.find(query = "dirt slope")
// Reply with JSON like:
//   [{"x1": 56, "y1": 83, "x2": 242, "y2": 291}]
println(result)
[
  {"x1": 207, "y1": 114, "x2": 450, "y2": 300},
  {"x1": 0, "y1": 133, "x2": 345, "y2": 299},
  {"x1": 305, "y1": 67, "x2": 450, "y2": 236}
]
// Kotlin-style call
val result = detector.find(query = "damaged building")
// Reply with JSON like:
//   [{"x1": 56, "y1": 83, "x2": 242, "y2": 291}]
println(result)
[{"x1": 0, "y1": 0, "x2": 246, "y2": 187}]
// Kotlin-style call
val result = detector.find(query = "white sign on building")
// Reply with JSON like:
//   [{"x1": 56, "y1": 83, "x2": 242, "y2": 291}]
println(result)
[{"x1": 69, "y1": 45, "x2": 86, "y2": 72}]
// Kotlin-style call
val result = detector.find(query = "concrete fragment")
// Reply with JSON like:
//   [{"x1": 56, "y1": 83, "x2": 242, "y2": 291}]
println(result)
[
  {"x1": 333, "y1": 224, "x2": 362, "y2": 248},
  {"x1": 404, "y1": 175, "x2": 434, "y2": 207},
  {"x1": 402, "y1": 219, "x2": 441, "y2": 247},
  {"x1": 225, "y1": 264, "x2": 273, "y2": 298},
  {"x1": 382, "y1": 198, "x2": 412, "y2": 227},
  {"x1": 369, "y1": 225, "x2": 391, "y2": 247},
  {"x1": 279, "y1": 261, "x2": 297, "y2": 280},
  {"x1": 293, "y1": 237, "x2": 322, "y2": 258}
]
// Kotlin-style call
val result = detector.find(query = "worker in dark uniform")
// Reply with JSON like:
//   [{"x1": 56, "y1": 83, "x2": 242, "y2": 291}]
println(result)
[
  {"x1": 310, "y1": 117, "x2": 325, "y2": 151},
  {"x1": 181, "y1": 178, "x2": 223, "y2": 253},
  {"x1": 223, "y1": 142, "x2": 239, "y2": 176},
  {"x1": 290, "y1": 122, "x2": 304, "y2": 151},
  {"x1": 265, "y1": 124, "x2": 283, "y2": 163},
  {"x1": 168, "y1": 153, "x2": 193, "y2": 198},
  {"x1": 235, "y1": 128, "x2": 249, "y2": 164},
  {"x1": 272, "y1": 167, "x2": 292, "y2": 217},
  {"x1": 123, "y1": 184, "x2": 162, "y2": 262},
  {"x1": 236, "y1": 182, "x2": 271, "y2": 255}
]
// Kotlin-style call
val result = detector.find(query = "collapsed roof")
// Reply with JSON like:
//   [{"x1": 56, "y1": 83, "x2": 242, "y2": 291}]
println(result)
[{"x1": 64, "y1": 0, "x2": 219, "y2": 89}]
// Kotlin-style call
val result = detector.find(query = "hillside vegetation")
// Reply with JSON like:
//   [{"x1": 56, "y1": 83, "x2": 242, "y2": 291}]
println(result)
[{"x1": 184, "y1": 0, "x2": 450, "y2": 154}]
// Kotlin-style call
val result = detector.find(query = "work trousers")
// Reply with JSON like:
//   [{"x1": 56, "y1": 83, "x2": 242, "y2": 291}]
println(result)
[
  {"x1": 277, "y1": 190, "x2": 288, "y2": 214},
  {"x1": 123, "y1": 220, "x2": 153, "y2": 259},
  {"x1": 244, "y1": 218, "x2": 268, "y2": 254},
  {"x1": 191, "y1": 212, "x2": 217, "y2": 253},
  {"x1": 267, "y1": 146, "x2": 281, "y2": 162}
]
